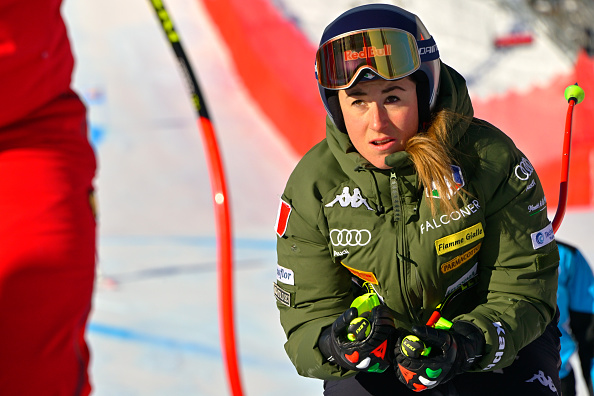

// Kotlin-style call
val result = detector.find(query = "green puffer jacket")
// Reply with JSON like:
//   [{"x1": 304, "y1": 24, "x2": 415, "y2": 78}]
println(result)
[{"x1": 274, "y1": 63, "x2": 559, "y2": 380}]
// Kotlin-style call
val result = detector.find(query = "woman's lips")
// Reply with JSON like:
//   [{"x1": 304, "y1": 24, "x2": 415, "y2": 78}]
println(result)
[{"x1": 370, "y1": 138, "x2": 396, "y2": 149}]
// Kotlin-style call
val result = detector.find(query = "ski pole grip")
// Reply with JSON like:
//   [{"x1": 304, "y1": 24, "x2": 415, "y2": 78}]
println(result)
[
  {"x1": 347, "y1": 293, "x2": 380, "y2": 341},
  {"x1": 350, "y1": 292, "x2": 380, "y2": 314}
]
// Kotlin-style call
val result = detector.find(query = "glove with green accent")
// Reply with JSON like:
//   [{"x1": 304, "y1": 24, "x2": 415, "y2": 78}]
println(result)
[
  {"x1": 394, "y1": 321, "x2": 485, "y2": 392},
  {"x1": 319, "y1": 305, "x2": 398, "y2": 373}
]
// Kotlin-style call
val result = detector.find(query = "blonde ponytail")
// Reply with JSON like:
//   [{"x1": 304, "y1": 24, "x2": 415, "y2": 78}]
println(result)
[{"x1": 405, "y1": 109, "x2": 467, "y2": 215}]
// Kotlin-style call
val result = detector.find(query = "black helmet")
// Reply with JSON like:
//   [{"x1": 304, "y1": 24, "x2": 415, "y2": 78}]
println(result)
[{"x1": 315, "y1": 4, "x2": 440, "y2": 132}]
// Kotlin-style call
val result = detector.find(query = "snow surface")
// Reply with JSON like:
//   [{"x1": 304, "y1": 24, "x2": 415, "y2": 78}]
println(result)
[{"x1": 62, "y1": 0, "x2": 592, "y2": 394}]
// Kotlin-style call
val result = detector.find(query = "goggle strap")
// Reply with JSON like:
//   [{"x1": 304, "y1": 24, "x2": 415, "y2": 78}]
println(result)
[{"x1": 418, "y1": 37, "x2": 439, "y2": 62}]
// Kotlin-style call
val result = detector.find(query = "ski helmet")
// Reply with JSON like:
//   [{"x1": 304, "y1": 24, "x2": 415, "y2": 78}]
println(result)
[{"x1": 315, "y1": 4, "x2": 440, "y2": 132}]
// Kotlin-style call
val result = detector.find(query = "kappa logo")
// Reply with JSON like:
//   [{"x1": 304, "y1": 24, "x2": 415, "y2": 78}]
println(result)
[
  {"x1": 330, "y1": 229, "x2": 372, "y2": 247},
  {"x1": 325, "y1": 187, "x2": 373, "y2": 210},
  {"x1": 427, "y1": 165, "x2": 465, "y2": 199},
  {"x1": 484, "y1": 322, "x2": 506, "y2": 370},
  {"x1": 515, "y1": 157, "x2": 534, "y2": 181},
  {"x1": 525, "y1": 370, "x2": 557, "y2": 392}
]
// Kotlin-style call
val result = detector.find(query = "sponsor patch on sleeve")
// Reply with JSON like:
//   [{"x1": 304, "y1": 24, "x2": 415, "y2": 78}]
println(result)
[
  {"x1": 275, "y1": 199, "x2": 292, "y2": 237},
  {"x1": 276, "y1": 264, "x2": 295, "y2": 285},
  {"x1": 514, "y1": 157, "x2": 534, "y2": 181},
  {"x1": 435, "y1": 223, "x2": 484, "y2": 255},
  {"x1": 273, "y1": 282, "x2": 292, "y2": 307},
  {"x1": 530, "y1": 223, "x2": 555, "y2": 249},
  {"x1": 341, "y1": 262, "x2": 378, "y2": 285}
]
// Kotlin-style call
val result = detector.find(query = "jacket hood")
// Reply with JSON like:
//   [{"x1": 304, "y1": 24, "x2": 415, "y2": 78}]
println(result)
[
  {"x1": 326, "y1": 62, "x2": 474, "y2": 177},
  {"x1": 431, "y1": 62, "x2": 474, "y2": 146}
]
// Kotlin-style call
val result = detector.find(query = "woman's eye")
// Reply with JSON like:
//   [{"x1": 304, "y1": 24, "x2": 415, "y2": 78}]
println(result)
[
  {"x1": 351, "y1": 99, "x2": 365, "y2": 107},
  {"x1": 385, "y1": 95, "x2": 400, "y2": 104}
]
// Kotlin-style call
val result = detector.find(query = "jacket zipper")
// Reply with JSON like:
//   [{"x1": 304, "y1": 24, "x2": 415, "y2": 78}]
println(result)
[
  {"x1": 391, "y1": 171, "x2": 421, "y2": 325},
  {"x1": 390, "y1": 172, "x2": 400, "y2": 222}
]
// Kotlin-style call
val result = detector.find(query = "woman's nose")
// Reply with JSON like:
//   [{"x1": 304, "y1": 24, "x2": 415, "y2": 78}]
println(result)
[{"x1": 369, "y1": 103, "x2": 388, "y2": 131}]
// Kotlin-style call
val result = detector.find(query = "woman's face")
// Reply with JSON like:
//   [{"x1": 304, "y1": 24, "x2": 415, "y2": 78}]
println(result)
[{"x1": 338, "y1": 77, "x2": 418, "y2": 169}]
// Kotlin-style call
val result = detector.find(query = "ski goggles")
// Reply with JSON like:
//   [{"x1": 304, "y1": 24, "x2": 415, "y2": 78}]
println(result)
[{"x1": 315, "y1": 28, "x2": 439, "y2": 90}]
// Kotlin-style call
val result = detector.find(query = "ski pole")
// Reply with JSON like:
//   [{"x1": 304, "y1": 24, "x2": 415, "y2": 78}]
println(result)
[
  {"x1": 146, "y1": 1, "x2": 244, "y2": 395},
  {"x1": 552, "y1": 84, "x2": 585, "y2": 233}
]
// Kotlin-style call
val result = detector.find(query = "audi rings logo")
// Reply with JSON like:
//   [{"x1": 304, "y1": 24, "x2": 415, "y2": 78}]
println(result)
[
  {"x1": 330, "y1": 229, "x2": 372, "y2": 247},
  {"x1": 514, "y1": 157, "x2": 534, "y2": 181}
]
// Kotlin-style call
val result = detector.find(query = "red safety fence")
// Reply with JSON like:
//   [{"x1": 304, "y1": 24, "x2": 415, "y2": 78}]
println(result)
[{"x1": 201, "y1": 0, "x2": 326, "y2": 156}]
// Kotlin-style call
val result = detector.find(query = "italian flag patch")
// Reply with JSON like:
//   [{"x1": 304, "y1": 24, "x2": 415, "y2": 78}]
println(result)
[{"x1": 275, "y1": 199, "x2": 292, "y2": 237}]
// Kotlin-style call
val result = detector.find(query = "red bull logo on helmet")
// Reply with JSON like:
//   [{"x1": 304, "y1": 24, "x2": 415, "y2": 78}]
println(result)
[{"x1": 344, "y1": 45, "x2": 392, "y2": 61}]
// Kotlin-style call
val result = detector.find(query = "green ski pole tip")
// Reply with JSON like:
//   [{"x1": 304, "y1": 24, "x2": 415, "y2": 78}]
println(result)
[{"x1": 565, "y1": 84, "x2": 585, "y2": 104}]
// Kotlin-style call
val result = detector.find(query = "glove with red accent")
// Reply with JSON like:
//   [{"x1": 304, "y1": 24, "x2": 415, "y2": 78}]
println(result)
[
  {"x1": 318, "y1": 305, "x2": 398, "y2": 373},
  {"x1": 394, "y1": 321, "x2": 485, "y2": 392}
]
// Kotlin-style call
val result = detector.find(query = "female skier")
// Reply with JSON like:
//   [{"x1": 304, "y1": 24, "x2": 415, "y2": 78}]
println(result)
[{"x1": 275, "y1": 4, "x2": 560, "y2": 395}]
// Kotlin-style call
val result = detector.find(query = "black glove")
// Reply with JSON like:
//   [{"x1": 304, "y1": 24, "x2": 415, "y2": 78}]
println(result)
[
  {"x1": 319, "y1": 305, "x2": 398, "y2": 373},
  {"x1": 395, "y1": 321, "x2": 485, "y2": 392}
]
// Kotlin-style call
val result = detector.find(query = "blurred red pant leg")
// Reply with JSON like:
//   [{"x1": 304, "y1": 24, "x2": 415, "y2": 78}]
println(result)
[{"x1": 0, "y1": 91, "x2": 97, "y2": 395}]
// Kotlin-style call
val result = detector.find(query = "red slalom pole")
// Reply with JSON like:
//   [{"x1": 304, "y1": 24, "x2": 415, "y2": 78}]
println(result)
[
  {"x1": 552, "y1": 84, "x2": 585, "y2": 233},
  {"x1": 199, "y1": 116, "x2": 243, "y2": 396},
  {"x1": 147, "y1": 1, "x2": 244, "y2": 394}
]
